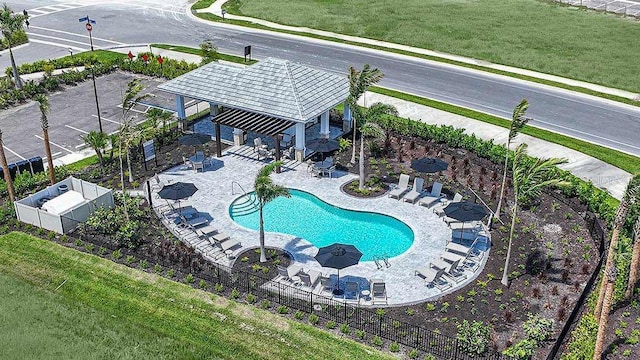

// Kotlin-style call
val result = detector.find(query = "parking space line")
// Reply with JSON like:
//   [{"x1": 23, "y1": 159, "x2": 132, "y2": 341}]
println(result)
[
  {"x1": 33, "y1": 135, "x2": 73, "y2": 153},
  {"x1": 2, "y1": 145, "x2": 26, "y2": 160},
  {"x1": 27, "y1": 33, "x2": 94, "y2": 47},
  {"x1": 92, "y1": 114, "x2": 122, "y2": 125},
  {"x1": 65, "y1": 124, "x2": 89, "y2": 134}
]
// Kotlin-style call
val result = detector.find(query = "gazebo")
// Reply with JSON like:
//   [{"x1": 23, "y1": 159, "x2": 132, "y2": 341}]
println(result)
[{"x1": 158, "y1": 58, "x2": 352, "y2": 165}]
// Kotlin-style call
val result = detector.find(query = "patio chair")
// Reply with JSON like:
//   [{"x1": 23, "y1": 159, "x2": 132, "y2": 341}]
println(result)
[
  {"x1": 418, "y1": 182, "x2": 444, "y2": 208},
  {"x1": 446, "y1": 237, "x2": 484, "y2": 261},
  {"x1": 177, "y1": 214, "x2": 208, "y2": 228},
  {"x1": 282, "y1": 146, "x2": 295, "y2": 160},
  {"x1": 432, "y1": 258, "x2": 467, "y2": 283},
  {"x1": 257, "y1": 147, "x2": 274, "y2": 161},
  {"x1": 344, "y1": 281, "x2": 360, "y2": 302},
  {"x1": 196, "y1": 150, "x2": 204, "y2": 159},
  {"x1": 149, "y1": 174, "x2": 163, "y2": 191},
  {"x1": 370, "y1": 279, "x2": 387, "y2": 305},
  {"x1": 318, "y1": 275, "x2": 334, "y2": 294},
  {"x1": 402, "y1": 177, "x2": 425, "y2": 203},
  {"x1": 414, "y1": 267, "x2": 452, "y2": 291},
  {"x1": 253, "y1": 138, "x2": 268, "y2": 152},
  {"x1": 389, "y1": 174, "x2": 411, "y2": 199},
  {"x1": 433, "y1": 192, "x2": 463, "y2": 216},
  {"x1": 279, "y1": 134, "x2": 294, "y2": 148},
  {"x1": 324, "y1": 165, "x2": 336, "y2": 178},
  {"x1": 299, "y1": 269, "x2": 322, "y2": 289},
  {"x1": 276, "y1": 264, "x2": 303, "y2": 283}
]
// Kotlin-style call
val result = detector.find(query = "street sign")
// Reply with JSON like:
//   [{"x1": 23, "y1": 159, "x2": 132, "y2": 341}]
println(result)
[
  {"x1": 78, "y1": 16, "x2": 88, "y2": 22},
  {"x1": 86, "y1": 23, "x2": 92, "y2": 32}
]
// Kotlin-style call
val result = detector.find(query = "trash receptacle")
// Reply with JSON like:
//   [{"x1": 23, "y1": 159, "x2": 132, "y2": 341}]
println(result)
[
  {"x1": 28, "y1": 157, "x2": 44, "y2": 174},
  {"x1": 58, "y1": 184, "x2": 69, "y2": 195},
  {"x1": 16, "y1": 159, "x2": 31, "y2": 175},
  {"x1": 8, "y1": 163, "x2": 17, "y2": 180}
]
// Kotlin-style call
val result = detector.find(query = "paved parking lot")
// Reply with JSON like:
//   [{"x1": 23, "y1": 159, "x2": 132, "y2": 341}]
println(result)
[
  {"x1": 0, "y1": 72, "x2": 189, "y2": 164},
  {"x1": 558, "y1": 0, "x2": 640, "y2": 17}
]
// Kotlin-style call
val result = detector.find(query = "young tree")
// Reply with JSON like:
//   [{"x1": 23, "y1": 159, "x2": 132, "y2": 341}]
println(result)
[
  {"x1": 82, "y1": 130, "x2": 108, "y2": 166},
  {"x1": 0, "y1": 4, "x2": 28, "y2": 89},
  {"x1": 35, "y1": 94, "x2": 55, "y2": 185},
  {"x1": 358, "y1": 102, "x2": 398, "y2": 189},
  {"x1": 0, "y1": 128, "x2": 16, "y2": 202},
  {"x1": 494, "y1": 99, "x2": 530, "y2": 223},
  {"x1": 593, "y1": 176, "x2": 639, "y2": 359},
  {"x1": 118, "y1": 79, "x2": 148, "y2": 220},
  {"x1": 200, "y1": 39, "x2": 219, "y2": 65},
  {"x1": 254, "y1": 161, "x2": 290, "y2": 263},
  {"x1": 347, "y1": 65, "x2": 384, "y2": 164},
  {"x1": 501, "y1": 143, "x2": 567, "y2": 286},
  {"x1": 626, "y1": 217, "x2": 640, "y2": 300}
]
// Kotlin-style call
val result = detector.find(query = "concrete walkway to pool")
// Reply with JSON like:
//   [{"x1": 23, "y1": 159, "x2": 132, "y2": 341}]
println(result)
[{"x1": 154, "y1": 146, "x2": 489, "y2": 306}]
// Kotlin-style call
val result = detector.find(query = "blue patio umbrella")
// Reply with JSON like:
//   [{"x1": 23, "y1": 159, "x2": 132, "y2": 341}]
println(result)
[
  {"x1": 410, "y1": 157, "x2": 448, "y2": 173},
  {"x1": 315, "y1": 243, "x2": 363, "y2": 296}
]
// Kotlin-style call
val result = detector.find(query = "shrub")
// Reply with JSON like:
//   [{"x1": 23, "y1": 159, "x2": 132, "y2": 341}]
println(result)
[
  {"x1": 456, "y1": 320, "x2": 491, "y2": 355},
  {"x1": 389, "y1": 342, "x2": 400, "y2": 352},
  {"x1": 246, "y1": 293, "x2": 257, "y2": 304},
  {"x1": 277, "y1": 305, "x2": 288, "y2": 314},
  {"x1": 308, "y1": 314, "x2": 319, "y2": 325},
  {"x1": 153, "y1": 263, "x2": 163, "y2": 273},
  {"x1": 140, "y1": 259, "x2": 148, "y2": 269},
  {"x1": 523, "y1": 314, "x2": 554, "y2": 343},
  {"x1": 85, "y1": 243, "x2": 94, "y2": 252},
  {"x1": 294, "y1": 310, "x2": 304, "y2": 320},
  {"x1": 214, "y1": 283, "x2": 223, "y2": 292},
  {"x1": 371, "y1": 336, "x2": 383, "y2": 347},
  {"x1": 125, "y1": 255, "x2": 135, "y2": 264},
  {"x1": 185, "y1": 274, "x2": 194, "y2": 284},
  {"x1": 408, "y1": 349, "x2": 419, "y2": 359},
  {"x1": 503, "y1": 339, "x2": 537, "y2": 360},
  {"x1": 326, "y1": 320, "x2": 336, "y2": 329},
  {"x1": 260, "y1": 300, "x2": 270, "y2": 309},
  {"x1": 111, "y1": 249, "x2": 122, "y2": 259},
  {"x1": 356, "y1": 330, "x2": 366, "y2": 339},
  {"x1": 168, "y1": 269, "x2": 175, "y2": 278},
  {"x1": 199, "y1": 280, "x2": 207, "y2": 289},
  {"x1": 230, "y1": 288, "x2": 240, "y2": 299},
  {"x1": 340, "y1": 323, "x2": 350, "y2": 334}
]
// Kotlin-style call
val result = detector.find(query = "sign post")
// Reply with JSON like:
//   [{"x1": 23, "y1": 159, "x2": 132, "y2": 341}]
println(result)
[
  {"x1": 142, "y1": 139, "x2": 157, "y2": 171},
  {"x1": 244, "y1": 45, "x2": 252, "y2": 62}
]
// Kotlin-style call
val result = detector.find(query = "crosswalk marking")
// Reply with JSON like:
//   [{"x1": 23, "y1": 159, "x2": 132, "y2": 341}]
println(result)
[{"x1": 28, "y1": 3, "x2": 87, "y2": 18}]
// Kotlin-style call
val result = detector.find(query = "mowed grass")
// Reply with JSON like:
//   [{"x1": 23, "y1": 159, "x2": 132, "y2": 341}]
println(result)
[
  {"x1": 0, "y1": 232, "x2": 391, "y2": 360},
  {"x1": 229, "y1": 0, "x2": 640, "y2": 93}
]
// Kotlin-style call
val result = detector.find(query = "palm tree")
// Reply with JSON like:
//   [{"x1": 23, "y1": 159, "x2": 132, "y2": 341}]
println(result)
[
  {"x1": 82, "y1": 130, "x2": 108, "y2": 166},
  {"x1": 593, "y1": 177, "x2": 639, "y2": 359},
  {"x1": 501, "y1": 143, "x2": 568, "y2": 286},
  {"x1": 118, "y1": 79, "x2": 148, "y2": 220},
  {"x1": 254, "y1": 161, "x2": 290, "y2": 263},
  {"x1": 35, "y1": 94, "x2": 55, "y2": 185},
  {"x1": 347, "y1": 65, "x2": 384, "y2": 164},
  {"x1": 358, "y1": 102, "x2": 398, "y2": 189},
  {"x1": 626, "y1": 217, "x2": 640, "y2": 300},
  {"x1": 0, "y1": 128, "x2": 16, "y2": 202},
  {"x1": 494, "y1": 99, "x2": 530, "y2": 223},
  {"x1": 0, "y1": 4, "x2": 28, "y2": 89}
]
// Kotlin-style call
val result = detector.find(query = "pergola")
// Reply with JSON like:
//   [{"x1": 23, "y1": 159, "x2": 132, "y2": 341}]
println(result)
[{"x1": 158, "y1": 58, "x2": 352, "y2": 170}]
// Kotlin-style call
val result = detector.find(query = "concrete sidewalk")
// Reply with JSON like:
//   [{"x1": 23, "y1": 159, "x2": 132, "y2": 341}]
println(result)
[{"x1": 195, "y1": 0, "x2": 639, "y2": 101}]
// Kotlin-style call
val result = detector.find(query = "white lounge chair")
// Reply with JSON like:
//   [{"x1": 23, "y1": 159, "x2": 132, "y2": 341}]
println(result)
[
  {"x1": 389, "y1": 174, "x2": 411, "y2": 199},
  {"x1": 370, "y1": 279, "x2": 387, "y2": 304},
  {"x1": 299, "y1": 269, "x2": 322, "y2": 289},
  {"x1": 431, "y1": 258, "x2": 467, "y2": 283},
  {"x1": 276, "y1": 264, "x2": 303, "y2": 283},
  {"x1": 433, "y1": 192, "x2": 463, "y2": 216},
  {"x1": 414, "y1": 267, "x2": 452, "y2": 290},
  {"x1": 318, "y1": 276, "x2": 334, "y2": 294},
  {"x1": 403, "y1": 177, "x2": 425, "y2": 203},
  {"x1": 418, "y1": 182, "x2": 443, "y2": 207}
]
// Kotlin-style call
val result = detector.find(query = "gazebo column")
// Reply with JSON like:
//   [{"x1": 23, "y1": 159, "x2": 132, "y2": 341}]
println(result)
[
  {"x1": 342, "y1": 101, "x2": 352, "y2": 132},
  {"x1": 294, "y1": 122, "x2": 306, "y2": 162},
  {"x1": 233, "y1": 128, "x2": 246, "y2": 146},
  {"x1": 176, "y1": 95, "x2": 186, "y2": 131},
  {"x1": 210, "y1": 103, "x2": 222, "y2": 157},
  {"x1": 274, "y1": 134, "x2": 281, "y2": 173},
  {"x1": 319, "y1": 110, "x2": 330, "y2": 139}
]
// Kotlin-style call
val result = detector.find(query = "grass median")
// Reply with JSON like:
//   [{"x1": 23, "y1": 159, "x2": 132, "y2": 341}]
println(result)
[{"x1": 0, "y1": 232, "x2": 391, "y2": 360}]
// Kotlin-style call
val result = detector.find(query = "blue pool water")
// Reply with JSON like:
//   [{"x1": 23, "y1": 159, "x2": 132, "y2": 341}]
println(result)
[{"x1": 229, "y1": 189, "x2": 414, "y2": 261}]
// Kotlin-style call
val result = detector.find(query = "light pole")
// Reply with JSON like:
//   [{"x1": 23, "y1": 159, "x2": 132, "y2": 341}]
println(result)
[{"x1": 79, "y1": 15, "x2": 103, "y2": 134}]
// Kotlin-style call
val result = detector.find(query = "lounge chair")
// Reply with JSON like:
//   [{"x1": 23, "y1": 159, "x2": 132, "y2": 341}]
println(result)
[
  {"x1": 446, "y1": 237, "x2": 484, "y2": 262},
  {"x1": 257, "y1": 147, "x2": 274, "y2": 160},
  {"x1": 282, "y1": 146, "x2": 295, "y2": 160},
  {"x1": 176, "y1": 213, "x2": 208, "y2": 228},
  {"x1": 344, "y1": 281, "x2": 360, "y2": 302},
  {"x1": 276, "y1": 264, "x2": 303, "y2": 282},
  {"x1": 418, "y1": 182, "x2": 443, "y2": 208},
  {"x1": 149, "y1": 174, "x2": 164, "y2": 191},
  {"x1": 318, "y1": 276, "x2": 334, "y2": 294},
  {"x1": 389, "y1": 174, "x2": 410, "y2": 199},
  {"x1": 370, "y1": 279, "x2": 387, "y2": 305},
  {"x1": 299, "y1": 269, "x2": 322, "y2": 289},
  {"x1": 433, "y1": 192, "x2": 463, "y2": 216},
  {"x1": 431, "y1": 258, "x2": 467, "y2": 283},
  {"x1": 402, "y1": 177, "x2": 425, "y2": 203},
  {"x1": 414, "y1": 267, "x2": 452, "y2": 290},
  {"x1": 253, "y1": 138, "x2": 268, "y2": 152}
]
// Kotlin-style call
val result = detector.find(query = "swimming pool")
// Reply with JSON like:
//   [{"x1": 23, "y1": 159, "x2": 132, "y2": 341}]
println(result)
[{"x1": 229, "y1": 189, "x2": 414, "y2": 261}]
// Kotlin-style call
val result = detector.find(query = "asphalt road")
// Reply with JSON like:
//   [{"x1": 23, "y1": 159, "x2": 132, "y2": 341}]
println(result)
[{"x1": 1, "y1": 0, "x2": 639, "y2": 161}]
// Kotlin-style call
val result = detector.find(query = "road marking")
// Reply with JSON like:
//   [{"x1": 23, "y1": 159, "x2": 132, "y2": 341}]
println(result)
[
  {"x1": 92, "y1": 114, "x2": 122, "y2": 125},
  {"x1": 27, "y1": 33, "x2": 96, "y2": 48},
  {"x1": 28, "y1": 39, "x2": 85, "y2": 52},
  {"x1": 2, "y1": 145, "x2": 26, "y2": 160},
  {"x1": 27, "y1": 26, "x2": 126, "y2": 45},
  {"x1": 65, "y1": 124, "x2": 89, "y2": 134},
  {"x1": 33, "y1": 135, "x2": 73, "y2": 153},
  {"x1": 28, "y1": 3, "x2": 87, "y2": 18}
]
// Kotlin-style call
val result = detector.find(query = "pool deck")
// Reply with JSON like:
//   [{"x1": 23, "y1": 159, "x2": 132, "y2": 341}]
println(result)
[{"x1": 154, "y1": 146, "x2": 489, "y2": 306}]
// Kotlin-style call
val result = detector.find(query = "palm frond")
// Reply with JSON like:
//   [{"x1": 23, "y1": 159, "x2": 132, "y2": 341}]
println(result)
[
  {"x1": 509, "y1": 99, "x2": 529, "y2": 141},
  {"x1": 512, "y1": 143, "x2": 569, "y2": 205}
]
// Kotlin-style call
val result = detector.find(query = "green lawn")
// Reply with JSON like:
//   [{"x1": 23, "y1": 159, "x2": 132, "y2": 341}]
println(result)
[
  {"x1": 226, "y1": 0, "x2": 640, "y2": 93},
  {"x1": 0, "y1": 232, "x2": 391, "y2": 360}
]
